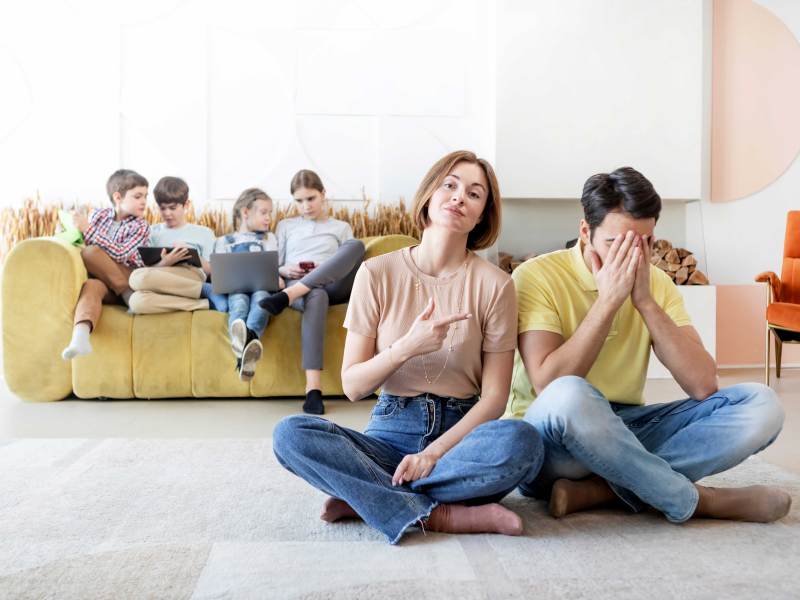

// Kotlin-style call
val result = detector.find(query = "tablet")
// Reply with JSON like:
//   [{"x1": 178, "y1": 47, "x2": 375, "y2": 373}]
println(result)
[
  {"x1": 56, "y1": 209, "x2": 85, "y2": 246},
  {"x1": 138, "y1": 246, "x2": 203, "y2": 268}
]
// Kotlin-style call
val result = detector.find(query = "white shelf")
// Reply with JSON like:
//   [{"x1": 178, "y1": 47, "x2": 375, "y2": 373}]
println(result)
[{"x1": 647, "y1": 285, "x2": 717, "y2": 379}]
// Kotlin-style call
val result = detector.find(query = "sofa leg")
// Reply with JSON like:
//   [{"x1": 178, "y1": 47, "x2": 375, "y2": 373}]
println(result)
[{"x1": 775, "y1": 334, "x2": 783, "y2": 379}]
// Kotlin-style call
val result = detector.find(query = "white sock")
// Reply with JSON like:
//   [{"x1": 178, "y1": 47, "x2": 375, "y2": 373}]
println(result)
[{"x1": 62, "y1": 322, "x2": 92, "y2": 360}]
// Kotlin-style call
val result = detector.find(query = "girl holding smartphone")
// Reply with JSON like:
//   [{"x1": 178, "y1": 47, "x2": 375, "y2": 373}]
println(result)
[{"x1": 260, "y1": 169, "x2": 365, "y2": 415}]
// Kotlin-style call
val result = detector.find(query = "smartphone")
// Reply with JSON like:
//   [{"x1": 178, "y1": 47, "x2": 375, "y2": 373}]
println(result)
[{"x1": 299, "y1": 261, "x2": 315, "y2": 272}]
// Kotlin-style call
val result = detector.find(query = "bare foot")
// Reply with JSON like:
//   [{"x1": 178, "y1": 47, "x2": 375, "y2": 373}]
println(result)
[
  {"x1": 320, "y1": 497, "x2": 360, "y2": 522},
  {"x1": 549, "y1": 476, "x2": 617, "y2": 518},
  {"x1": 425, "y1": 503, "x2": 523, "y2": 536},
  {"x1": 694, "y1": 484, "x2": 792, "y2": 523}
]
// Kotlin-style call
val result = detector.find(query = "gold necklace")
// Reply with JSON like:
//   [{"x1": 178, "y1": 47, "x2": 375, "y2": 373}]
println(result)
[{"x1": 414, "y1": 255, "x2": 469, "y2": 386}]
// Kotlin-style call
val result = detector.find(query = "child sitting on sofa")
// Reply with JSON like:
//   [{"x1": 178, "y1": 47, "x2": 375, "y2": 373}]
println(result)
[
  {"x1": 211, "y1": 188, "x2": 281, "y2": 381},
  {"x1": 62, "y1": 169, "x2": 150, "y2": 360},
  {"x1": 127, "y1": 176, "x2": 216, "y2": 314},
  {"x1": 258, "y1": 169, "x2": 365, "y2": 415}
]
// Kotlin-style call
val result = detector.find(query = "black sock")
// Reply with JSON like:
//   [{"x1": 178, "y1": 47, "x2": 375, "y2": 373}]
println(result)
[
  {"x1": 245, "y1": 328, "x2": 258, "y2": 345},
  {"x1": 259, "y1": 291, "x2": 290, "y2": 316},
  {"x1": 303, "y1": 389, "x2": 325, "y2": 415}
]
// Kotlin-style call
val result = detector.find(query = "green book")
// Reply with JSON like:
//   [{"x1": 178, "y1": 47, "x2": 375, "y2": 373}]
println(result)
[{"x1": 55, "y1": 210, "x2": 85, "y2": 246}]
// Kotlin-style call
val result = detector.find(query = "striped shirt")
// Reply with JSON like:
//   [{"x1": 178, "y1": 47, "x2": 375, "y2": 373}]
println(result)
[{"x1": 83, "y1": 207, "x2": 150, "y2": 268}]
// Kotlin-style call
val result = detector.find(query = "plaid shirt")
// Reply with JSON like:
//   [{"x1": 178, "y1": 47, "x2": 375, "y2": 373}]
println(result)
[{"x1": 84, "y1": 207, "x2": 149, "y2": 268}]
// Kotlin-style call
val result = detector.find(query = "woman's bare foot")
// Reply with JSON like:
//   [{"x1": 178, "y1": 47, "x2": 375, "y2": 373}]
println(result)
[
  {"x1": 549, "y1": 476, "x2": 617, "y2": 518},
  {"x1": 424, "y1": 503, "x2": 523, "y2": 536},
  {"x1": 694, "y1": 484, "x2": 792, "y2": 523},
  {"x1": 320, "y1": 497, "x2": 360, "y2": 522}
]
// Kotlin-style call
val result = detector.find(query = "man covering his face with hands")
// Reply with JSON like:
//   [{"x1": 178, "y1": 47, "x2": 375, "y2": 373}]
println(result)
[{"x1": 505, "y1": 166, "x2": 790, "y2": 525}]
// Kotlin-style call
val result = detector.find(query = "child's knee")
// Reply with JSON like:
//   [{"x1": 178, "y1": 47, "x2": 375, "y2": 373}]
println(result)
[
  {"x1": 128, "y1": 291, "x2": 150, "y2": 313},
  {"x1": 80, "y1": 245, "x2": 107, "y2": 262},
  {"x1": 128, "y1": 268, "x2": 151, "y2": 291}
]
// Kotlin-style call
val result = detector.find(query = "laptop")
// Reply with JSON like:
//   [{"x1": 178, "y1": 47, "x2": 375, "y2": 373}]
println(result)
[{"x1": 210, "y1": 251, "x2": 281, "y2": 294}]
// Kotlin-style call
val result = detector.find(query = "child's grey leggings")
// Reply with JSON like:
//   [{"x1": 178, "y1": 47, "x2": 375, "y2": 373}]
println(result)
[{"x1": 285, "y1": 239, "x2": 366, "y2": 370}]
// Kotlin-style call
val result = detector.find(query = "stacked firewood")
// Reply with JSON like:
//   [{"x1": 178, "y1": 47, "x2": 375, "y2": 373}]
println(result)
[
  {"x1": 498, "y1": 252, "x2": 537, "y2": 274},
  {"x1": 651, "y1": 239, "x2": 708, "y2": 285},
  {"x1": 499, "y1": 240, "x2": 709, "y2": 286}
]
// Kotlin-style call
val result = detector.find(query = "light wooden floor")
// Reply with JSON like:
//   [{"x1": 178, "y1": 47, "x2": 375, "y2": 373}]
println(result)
[{"x1": 1, "y1": 368, "x2": 798, "y2": 474}]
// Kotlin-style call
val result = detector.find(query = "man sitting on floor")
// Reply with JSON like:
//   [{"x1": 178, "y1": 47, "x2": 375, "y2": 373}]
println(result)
[{"x1": 506, "y1": 166, "x2": 791, "y2": 524}]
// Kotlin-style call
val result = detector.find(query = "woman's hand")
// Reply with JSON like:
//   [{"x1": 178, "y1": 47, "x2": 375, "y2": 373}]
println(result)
[
  {"x1": 279, "y1": 264, "x2": 306, "y2": 279},
  {"x1": 156, "y1": 246, "x2": 190, "y2": 267},
  {"x1": 393, "y1": 298, "x2": 471, "y2": 362},
  {"x1": 392, "y1": 449, "x2": 442, "y2": 485}
]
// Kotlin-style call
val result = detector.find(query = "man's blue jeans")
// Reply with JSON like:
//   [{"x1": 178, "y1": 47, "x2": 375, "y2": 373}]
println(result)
[
  {"x1": 273, "y1": 393, "x2": 545, "y2": 544},
  {"x1": 522, "y1": 376, "x2": 785, "y2": 522}
]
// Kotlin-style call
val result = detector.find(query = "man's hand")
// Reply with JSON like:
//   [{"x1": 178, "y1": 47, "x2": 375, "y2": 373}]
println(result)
[
  {"x1": 588, "y1": 231, "x2": 640, "y2": 310},
  {"x1": 632, "y1": 234, "x2": 654, "y2": 309}
]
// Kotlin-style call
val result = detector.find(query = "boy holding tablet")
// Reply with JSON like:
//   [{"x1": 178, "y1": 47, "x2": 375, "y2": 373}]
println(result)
[{"x1": 128, "y1": 176, "x2": 215, "y2": 314}]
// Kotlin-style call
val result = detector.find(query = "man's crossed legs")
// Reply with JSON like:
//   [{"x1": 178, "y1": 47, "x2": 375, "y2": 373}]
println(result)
[{"x1": 522, "y1": 376, "x2": 791, "y2": 523}]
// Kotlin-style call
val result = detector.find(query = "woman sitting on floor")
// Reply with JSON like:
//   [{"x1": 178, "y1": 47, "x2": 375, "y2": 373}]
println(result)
[{"x1": 272, "y1": 150, "x2": 544, "y2": 544}]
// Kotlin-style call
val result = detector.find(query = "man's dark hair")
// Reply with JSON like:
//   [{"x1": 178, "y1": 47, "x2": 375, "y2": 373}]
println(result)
[
  {"x1": 106, "y1": 169, "x2": 148, "y2": 203},
  {"x1": 153, "y1": 176, "x2": 189, "y2": 206},
  {"x1": 581, "y1": 167, "x2": 661, "y2": 239}
]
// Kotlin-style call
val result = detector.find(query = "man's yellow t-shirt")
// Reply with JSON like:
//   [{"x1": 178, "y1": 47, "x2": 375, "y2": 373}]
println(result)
[{"x1": 504, "y1": 241, "x2": 692, "y2": 419}]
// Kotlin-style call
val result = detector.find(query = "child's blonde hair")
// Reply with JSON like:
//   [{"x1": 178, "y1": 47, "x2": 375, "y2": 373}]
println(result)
[{"x1": 233, "y1": 188, "x2": 272, "y2": 231}]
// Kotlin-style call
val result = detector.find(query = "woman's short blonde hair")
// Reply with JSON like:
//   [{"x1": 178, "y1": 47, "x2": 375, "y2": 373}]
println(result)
[{"x1": 411, "y1": 150, "x2": 502, "y2": 250}]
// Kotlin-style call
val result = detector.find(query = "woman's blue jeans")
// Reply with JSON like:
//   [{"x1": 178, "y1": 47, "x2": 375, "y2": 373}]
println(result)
[{"x1": 273, "y1": 393, "x2": 544, "y2": 544}]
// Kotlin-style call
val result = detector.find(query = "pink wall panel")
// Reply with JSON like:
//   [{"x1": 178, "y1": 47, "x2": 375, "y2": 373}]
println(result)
[
  {"x1": 711, "y1": 0, "x2": 800, "y2": 202},
  {"x1": 716, "y1": 284, "x2": 800, "y2": 366}
]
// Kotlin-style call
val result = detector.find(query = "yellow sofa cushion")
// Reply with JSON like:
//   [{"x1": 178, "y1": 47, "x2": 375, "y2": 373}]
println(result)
[{"x1": 73, "y1": 306, "x2": 134, "y2": 399}]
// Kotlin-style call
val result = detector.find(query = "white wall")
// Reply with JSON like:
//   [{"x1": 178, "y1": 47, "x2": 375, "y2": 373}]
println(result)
[
  {"x1": 0, "y1": 0, "x2": 495, "y2": 207},
  {"x1": 495, "y1": 0, "x2": 705, "y2": 200},
  {"x1": 2, "y1": 0, "x2": 792, "y2": 289}
]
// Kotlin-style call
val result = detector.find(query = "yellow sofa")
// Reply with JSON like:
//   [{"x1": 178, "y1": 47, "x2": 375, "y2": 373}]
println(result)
[{"x1": 2, "y1": 234, "x2": 417, "y2": 401}]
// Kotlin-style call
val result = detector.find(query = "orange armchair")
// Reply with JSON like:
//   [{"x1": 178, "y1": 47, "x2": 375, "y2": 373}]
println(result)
[{"x1": 756, "y1": 210, "x2": 800, "y2": 384}]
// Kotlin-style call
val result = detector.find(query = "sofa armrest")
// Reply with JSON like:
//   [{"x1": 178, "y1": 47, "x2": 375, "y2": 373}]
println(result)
[
  {"x1": 2, "y1": 237, "x2": 87, "y2": 401},
  {"x1": 362, "y1": 234, "x2": 418, "y2": 260},
  {"x1": 755, "y1": 271, "x2": 781, "y2": 303}
]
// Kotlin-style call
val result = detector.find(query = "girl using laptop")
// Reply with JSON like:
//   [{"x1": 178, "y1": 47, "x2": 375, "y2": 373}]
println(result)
[{"x1": 209, "y1": 188, "x2": 280, "y2": 381}]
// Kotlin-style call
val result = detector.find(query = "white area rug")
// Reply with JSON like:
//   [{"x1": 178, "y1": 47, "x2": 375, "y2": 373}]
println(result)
[{"x1": 0, "y1": 439, "x2": 798, "y2": 599}]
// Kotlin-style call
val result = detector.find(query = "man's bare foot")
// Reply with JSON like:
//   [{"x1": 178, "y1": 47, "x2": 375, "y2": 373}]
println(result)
[
  {"x1": 425, "y1": 503, "x2": 523, "y2": 536},
  {"x1": 549, "y1": 476, "x2": 617, "y2": 518},
  {"x1": 694, "y1": 484, "x2": 792, "y2": 523},
  {"x1": 320, "y1": 497, "x2": 360, "y2": 522}
]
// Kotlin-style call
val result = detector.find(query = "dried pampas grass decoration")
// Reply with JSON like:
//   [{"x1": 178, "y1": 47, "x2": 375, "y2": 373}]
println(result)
[{"x1": 0, "y1": 196, "x2": 420, "y2": 263}]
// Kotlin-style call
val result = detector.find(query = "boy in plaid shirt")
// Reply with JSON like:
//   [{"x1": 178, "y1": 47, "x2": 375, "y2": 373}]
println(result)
[{"x1": 62, "y1": 169, "x2": 150, "y2": 360}]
